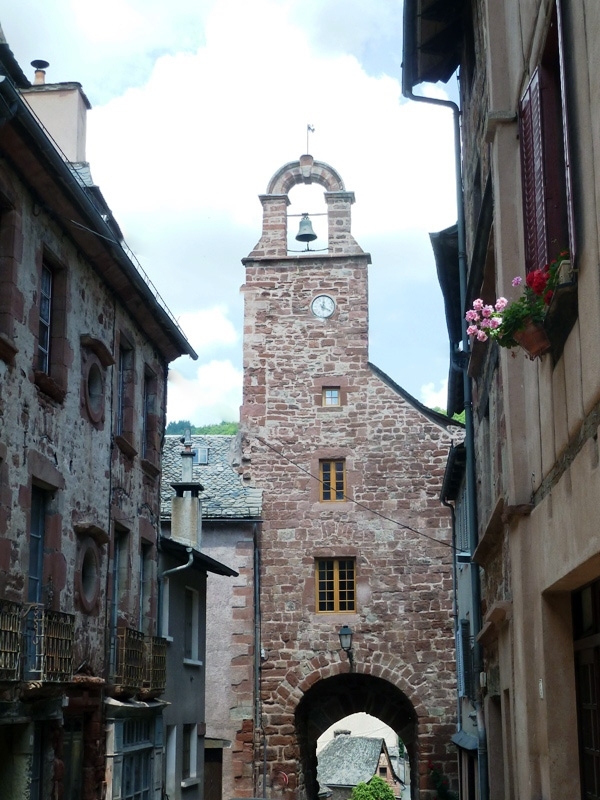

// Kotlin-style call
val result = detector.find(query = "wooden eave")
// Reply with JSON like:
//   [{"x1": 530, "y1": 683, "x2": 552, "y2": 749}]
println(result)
[{"x1": 403, "y1": 0, "x2": 464, "y2": 90}]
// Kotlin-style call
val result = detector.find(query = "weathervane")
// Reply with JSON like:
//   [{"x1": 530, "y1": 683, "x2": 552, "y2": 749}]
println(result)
[{"x1": 306, "y1": 123, "x2": 315, "y2": 153}]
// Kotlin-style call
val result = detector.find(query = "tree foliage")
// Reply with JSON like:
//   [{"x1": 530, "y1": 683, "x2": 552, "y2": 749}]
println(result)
[
  {"x1": 431, "y1": 407, "x2": 465, "y2": 424},
  {"x1": 350, "y1": 776, "x2": 395, "y2": 800},
  {"x1": 165, "y1": 420, "x2": 239, "y2": 435}
]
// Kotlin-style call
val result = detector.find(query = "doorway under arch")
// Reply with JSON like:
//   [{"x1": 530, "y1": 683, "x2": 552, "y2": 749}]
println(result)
[{"x1": 295, "y1": 672, "x2": 419, "y2": 800}]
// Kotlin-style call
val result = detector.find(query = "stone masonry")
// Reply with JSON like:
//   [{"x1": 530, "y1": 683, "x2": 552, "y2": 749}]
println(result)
[{"x1": 239, "y1": 156, "x2": 460, "y2": 799}]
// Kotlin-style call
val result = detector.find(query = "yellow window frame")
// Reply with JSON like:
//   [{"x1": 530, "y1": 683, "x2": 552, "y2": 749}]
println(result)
[
  {"x1": 320, "y1": 459, "x2": 345, "y2": 502},
  {"x1": 315, "y1": 558, "x2": 356, "y2": 613},
  {"x1": 322, "y1": 387, "x2": 341, "y2": 407}
]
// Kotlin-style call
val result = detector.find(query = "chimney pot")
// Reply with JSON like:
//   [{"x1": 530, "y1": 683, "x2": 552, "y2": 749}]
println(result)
[{"x1": 31, "y1": 60, "x2": 50, "y2": 85}]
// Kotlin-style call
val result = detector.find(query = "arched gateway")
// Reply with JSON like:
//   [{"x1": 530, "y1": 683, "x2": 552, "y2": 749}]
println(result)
[
  {"x1": 296, "y1": 672, "x2": 418, "y2": 800},
  {"x1": 239, "y1": 157, "x2": 459, "y2": 800}
]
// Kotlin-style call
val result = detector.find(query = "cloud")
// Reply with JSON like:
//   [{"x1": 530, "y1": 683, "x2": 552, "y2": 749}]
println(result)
[
  {"x1": 175, "y1": 307, "x2": 239, "y2": 356},
  {"x1": 167, "y1": 359, "x2": 242, "y2": 424},
  {"x1": 420, "y1": 379, "x2": 449, "y2": 411},
  {"x1": 3, "y1": 0, "x2": 459, "y2": 424}
]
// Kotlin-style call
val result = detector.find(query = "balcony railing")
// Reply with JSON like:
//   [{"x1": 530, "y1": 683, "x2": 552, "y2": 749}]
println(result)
[
  {"x1": 23, "y1": 605, "x2": 75, "y2": 683},
  {"x1": 113, "y1": 625, "x2": 145, "y2": 693},
  {"x1": 144, "y1": 636, "x2": 167, "y2": 694},
  {"x1": 0, "y1": 599, "x2": 22, "y2": 681}
]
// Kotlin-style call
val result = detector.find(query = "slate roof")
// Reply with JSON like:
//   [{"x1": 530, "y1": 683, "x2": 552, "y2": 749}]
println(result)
[
  {"x1": 317, "y1": 736, "x2": 387, "y2": 788},
  {"x1": 160, "y1": 435, "x2": 262, "y2": 521}
]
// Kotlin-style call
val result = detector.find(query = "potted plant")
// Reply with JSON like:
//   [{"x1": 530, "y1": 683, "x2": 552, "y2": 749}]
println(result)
[{"x1": 465, "y1": 251, "x2": 569, "y2": 359}]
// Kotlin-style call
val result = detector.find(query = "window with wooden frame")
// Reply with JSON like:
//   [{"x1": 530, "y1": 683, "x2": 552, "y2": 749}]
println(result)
[
  {"x1": 142, "y1": 367, "x2": 158, "y2": 462},
  {"x1": 519, "y1": 1, "x2": 574, "y2": 274},
  {"x1": 320, "y1": 459, "x2": 345, "y2": 502},
  {"x1": 322, "y1": 387, "x2": 341, "y2": 407},
  {"x1": 115, "y1": 337, "x2": 136, "y2": 457},
  {"x1": 315, "y1": 558, "x2": 356, "y2": 613},
  {"x1": 34, "y1": 256, "x2": 68, "y2": 401},
  {"x1": 37, "y1": 263, "x2": 52, "y2": 374}
]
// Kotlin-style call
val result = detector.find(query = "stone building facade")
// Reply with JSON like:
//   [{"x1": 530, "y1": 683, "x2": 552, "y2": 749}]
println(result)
[
  {"x1": 404, "y1": 1, "x2": 600, "y2": 798},
  {"x1": 239, "y1": 156, "x2": 461, "y2": 799},
  {"x1": 0, "y1": 35, "x2": 194, "y2": 800},
  {"x1": 160, "y1": 434, "x2": 261, "y2": 800}
]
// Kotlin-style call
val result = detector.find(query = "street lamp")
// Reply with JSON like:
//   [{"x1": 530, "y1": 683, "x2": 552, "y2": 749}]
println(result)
[{"x1": 338, "y1": 625, "x2": 354, "y2": 671}]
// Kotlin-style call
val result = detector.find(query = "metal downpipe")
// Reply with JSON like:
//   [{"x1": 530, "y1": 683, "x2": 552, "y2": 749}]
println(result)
[{"x1": 401, "y1": 84, "x2": 489, "y2": 800}]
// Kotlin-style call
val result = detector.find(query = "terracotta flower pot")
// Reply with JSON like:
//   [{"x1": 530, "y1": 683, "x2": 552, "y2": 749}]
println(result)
[{"x1": 513, "y1": 317, "x2": 551, "y2": 359}]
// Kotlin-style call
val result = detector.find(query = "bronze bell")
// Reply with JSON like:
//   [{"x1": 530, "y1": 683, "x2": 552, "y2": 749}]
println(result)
[{"x1": 295, "y1": 213, "x2": 317, "y2": 243}]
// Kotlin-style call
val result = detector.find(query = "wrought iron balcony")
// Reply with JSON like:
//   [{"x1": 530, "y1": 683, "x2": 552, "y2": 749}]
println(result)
[
  {"x1": 144, "y1": 636, "x2": 167, "y2": 695},
  {"x1": 113, "y1": 625, "x2": 145, "y2": 693},
  {"x1": 0, "y1": 599, "x2": 22, "y2": 681},
  {"x1": 23, "y1": 604, "x2": 75, "y2": 683}
]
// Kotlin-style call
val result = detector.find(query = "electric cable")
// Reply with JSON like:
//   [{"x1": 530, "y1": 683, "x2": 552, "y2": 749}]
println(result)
[{"x1": 256, "y1": 436, "x2": 458, "y2": 552}]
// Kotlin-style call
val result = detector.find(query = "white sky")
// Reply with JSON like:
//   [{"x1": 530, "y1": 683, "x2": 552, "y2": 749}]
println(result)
[{"x1": 3, "y1": 0, "x2": 457, "y2": 423}]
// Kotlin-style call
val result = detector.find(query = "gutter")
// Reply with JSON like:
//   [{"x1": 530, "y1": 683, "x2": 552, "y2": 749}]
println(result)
[
  {"x1": 161, "y1": 546, "x2": 194, "y2": 580},
  {"x1": 402, "y1": 15, "x2": 489, "y2": 800},
  {"x1": 0, "y1": 74, "x2": 197, "y2": 362}
]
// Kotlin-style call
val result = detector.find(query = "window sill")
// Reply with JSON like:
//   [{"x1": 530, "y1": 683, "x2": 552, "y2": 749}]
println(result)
[
  {"x1": 114, "y1": 435, "x2": 138, "y2": 460},
  {"x1": 317, "y1": 406, "x2": 343, "y2": 412},
  {"x1": 141, "y1": 458, "x2": 160, "y2": 479},
  {"x1": 34, "y1": 370, "x2": 66, "y2": 403},
  {"x1": 0, "y1": 332, "x2": 18, "y2": 365},
  {"x1": 183, "y1": 658, "x2": 203, "y2": 668},
  {"x1": 181, "y1": 777, "x2": 200, "y2": 789}
]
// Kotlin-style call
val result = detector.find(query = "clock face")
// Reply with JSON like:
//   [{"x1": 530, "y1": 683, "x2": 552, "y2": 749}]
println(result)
[{"x1": 311, "y1": 294, "x2": 335, "y2": 318}]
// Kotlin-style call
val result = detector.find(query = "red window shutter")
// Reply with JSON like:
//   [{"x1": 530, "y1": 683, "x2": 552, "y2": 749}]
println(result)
[
  {"x1": 556, "y1": 0, "x2": 576, "y2": 264},
  {"x1": 520, "y1": 8, "x2": 572, "y2": 275},
  {"x1": 519, "y1": 69, "x2": 548, "y2": 273}
]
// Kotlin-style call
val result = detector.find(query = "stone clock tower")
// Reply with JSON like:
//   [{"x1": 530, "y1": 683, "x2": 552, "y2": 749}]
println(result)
[{"x1": 238, "y1": 156, "x2": 459, "y2": 800}]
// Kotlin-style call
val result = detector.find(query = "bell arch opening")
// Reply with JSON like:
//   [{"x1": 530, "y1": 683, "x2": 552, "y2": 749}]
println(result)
[
  {"x1": 295, "y1": 673, "x2": 418, "y2": 800},
  {"x1": 286, "y1": 183, "x2": 328, "y2": 254}
]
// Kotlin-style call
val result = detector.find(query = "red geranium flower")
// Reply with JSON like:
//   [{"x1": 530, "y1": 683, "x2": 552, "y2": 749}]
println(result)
[{"x1": 526, "y1": 269, "x2": 549, "y2": 296}]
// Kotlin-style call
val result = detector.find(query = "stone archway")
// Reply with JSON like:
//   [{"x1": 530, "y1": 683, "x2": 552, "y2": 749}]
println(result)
[
  {"x1": 248, "y1": 154, "x2": 363, "y2": 257},
  {"x1": 295, "y1": 673, "x2": 419, "y2": 800}
]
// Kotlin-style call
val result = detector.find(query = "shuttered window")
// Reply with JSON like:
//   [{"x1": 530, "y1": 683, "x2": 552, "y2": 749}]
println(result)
[
  {"x1": 519, "y1": 2, "x2": 574, "y2": 273},
  {"x1": 457, "y1": 619, "x2": 474, "y2": 699}
]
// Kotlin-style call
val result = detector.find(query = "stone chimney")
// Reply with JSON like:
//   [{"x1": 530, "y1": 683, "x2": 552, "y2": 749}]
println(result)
[
  {"x1": 170, "y1": 431, "x2": 203, "y2": 550},
  {"x1": 21, "y1": 60, "x2": 92, "y2": 163}
]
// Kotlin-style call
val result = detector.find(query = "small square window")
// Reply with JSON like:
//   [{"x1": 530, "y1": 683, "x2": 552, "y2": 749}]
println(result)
[
  {"x1": 320, "y1": 459, "x2": 345, "y2": 502},
  {"x1": 315, "y1": 558, "x2": 356, "y2": 613},
  {"x1": 322, "y1": 387, "x2": 341, "y2": 406},
  {"x1": 193, "y1": 447, "x2": 209, "y2": 465}
]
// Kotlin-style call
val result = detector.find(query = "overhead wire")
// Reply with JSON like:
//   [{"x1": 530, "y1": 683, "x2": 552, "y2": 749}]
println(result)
[{"x1": 256, "y1": 436, "x2": 458, "y2": 552}]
